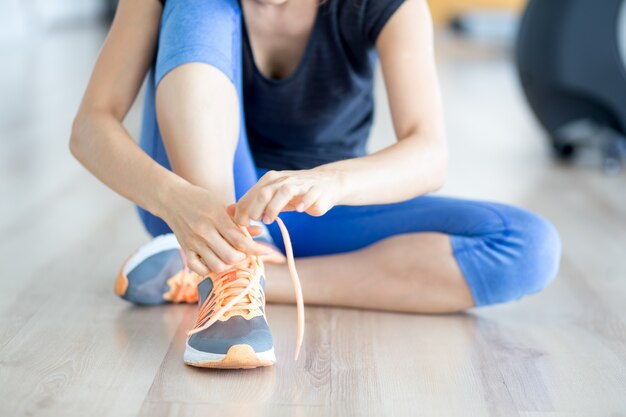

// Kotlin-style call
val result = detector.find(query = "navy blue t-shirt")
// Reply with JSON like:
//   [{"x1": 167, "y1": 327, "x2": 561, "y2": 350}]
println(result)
[{"x1": 158, "y1": 0, "x2": 406, "y2": 170}]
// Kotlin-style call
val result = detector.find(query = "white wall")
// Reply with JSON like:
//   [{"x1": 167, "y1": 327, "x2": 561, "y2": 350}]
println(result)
[
  {"x1": 27, "y1": 0, "x2": 108, "y2": 27},
  {"x1": 0, "y1": 0, "x2": 107, "y2": 45},
  {"x1": 0, "y1": 0, "x2": 27, "y2": 44}
]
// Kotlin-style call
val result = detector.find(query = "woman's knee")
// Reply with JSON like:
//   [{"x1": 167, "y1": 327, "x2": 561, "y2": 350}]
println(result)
[
  {"x1": 481, "y1": 205, "x2": 562, "y2": 305},
  {"x1": 156, "y1": 0, "x2": 242, "y2": 87},
  {"x1": 514, "y1": 208, "x2": 561, "y2": 293}
]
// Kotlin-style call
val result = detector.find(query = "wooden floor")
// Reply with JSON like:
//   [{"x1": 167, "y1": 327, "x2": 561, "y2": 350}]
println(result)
[{"x1": 2, "y1": 23, "x2": 626, "y2": 417}]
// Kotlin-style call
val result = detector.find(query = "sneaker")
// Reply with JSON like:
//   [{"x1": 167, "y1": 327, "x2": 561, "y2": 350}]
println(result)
[
  {"x1": 184, "y1": 217, "x2": 304, "y2": 369},
  {"x1": 115, "y1": 234, "x2": 201, "y2": 305}
]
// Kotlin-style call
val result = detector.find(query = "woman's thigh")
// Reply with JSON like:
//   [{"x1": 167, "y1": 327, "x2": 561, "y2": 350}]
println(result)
[
  {"x1": 137, "y1": 0, "x2": 259, "y2": 236},
  {"x1": 268, "y1": 192, "x2": 518, "y2": 256}
]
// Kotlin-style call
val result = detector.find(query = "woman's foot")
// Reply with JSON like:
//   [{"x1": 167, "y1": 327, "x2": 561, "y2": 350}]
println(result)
[
  {"x1": 183, "y1": 257, "x2": 276, "y2": 369},
  {"x1": 116, "y1": 219, "x2": 302, "y2": 369},
  {"x1": 183, "y1": 217, "x2": 304, "y2": 369}
]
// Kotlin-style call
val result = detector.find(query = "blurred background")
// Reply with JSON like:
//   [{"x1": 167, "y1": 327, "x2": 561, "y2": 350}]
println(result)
[{"x1": 2, "y1": 1, "x2": 626, "y2": 415}]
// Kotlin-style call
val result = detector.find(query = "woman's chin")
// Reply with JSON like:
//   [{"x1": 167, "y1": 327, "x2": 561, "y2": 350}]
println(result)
[{"x1": 254, "y1": 0, "x2": 290, "y2": 5}]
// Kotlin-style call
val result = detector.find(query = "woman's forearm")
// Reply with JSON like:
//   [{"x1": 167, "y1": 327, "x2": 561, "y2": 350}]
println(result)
[
  {"x1": 315, "y1": 133, "x2": 448, "y2": 206},
  {"x1": 70, "y1": 110, "x2": 186, "y2": 219}
]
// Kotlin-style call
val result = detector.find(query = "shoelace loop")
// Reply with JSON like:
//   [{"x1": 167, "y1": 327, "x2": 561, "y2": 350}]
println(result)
[{"x1": 187, "y1": 217, "x2": 305, "y2": 360}]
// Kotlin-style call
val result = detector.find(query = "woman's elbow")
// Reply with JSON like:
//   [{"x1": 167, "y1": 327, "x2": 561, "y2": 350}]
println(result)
[
  {"x1": 70, "y1": 113, "x2": 86, "y2": 160},
  {"x1": 69, "y1": 110, "x2": 98, "y2": 162},
  {"x1": 429, "y1": 142, "x2": 448, "y2": 192}
]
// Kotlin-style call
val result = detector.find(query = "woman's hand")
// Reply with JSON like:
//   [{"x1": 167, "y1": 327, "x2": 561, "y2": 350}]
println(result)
[
  {"x1": 160, "y1": 182, "x2": 272, "y2": 276},
  {"x1": 234, "y1": 168, "x2": 345, "y2": 226}
]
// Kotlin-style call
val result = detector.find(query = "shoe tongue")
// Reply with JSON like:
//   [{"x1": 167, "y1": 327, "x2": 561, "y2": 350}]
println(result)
[
  {"x1": 197, "y1": 261, "x2": 264, "y2": 306},
  {"x1": 197, "y1": 276, "x2": 214, "y2": 305}
]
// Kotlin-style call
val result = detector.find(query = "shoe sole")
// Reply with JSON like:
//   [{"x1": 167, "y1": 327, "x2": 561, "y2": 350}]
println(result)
[
  {"x1": 184, "y1": 343, "x2": 276, "y2": 369},
  {"x1": 114, "y1": 269, "x2": 129, "y2": 297}
]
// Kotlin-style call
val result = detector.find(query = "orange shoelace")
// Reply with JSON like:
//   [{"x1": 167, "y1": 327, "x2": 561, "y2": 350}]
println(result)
[{"x1": 187, "y1": 217, "x2": 305, "y2": 360}]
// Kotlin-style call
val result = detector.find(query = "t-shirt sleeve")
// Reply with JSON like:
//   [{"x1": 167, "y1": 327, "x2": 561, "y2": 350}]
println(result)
[{"x1": 362, "y1": 0, "x2": 407, "y2": 46}]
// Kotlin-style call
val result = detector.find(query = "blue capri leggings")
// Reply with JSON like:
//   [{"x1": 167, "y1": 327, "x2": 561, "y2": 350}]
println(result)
[{"x1": 137, "y1": 0, "x2": 562, "y2": 307}]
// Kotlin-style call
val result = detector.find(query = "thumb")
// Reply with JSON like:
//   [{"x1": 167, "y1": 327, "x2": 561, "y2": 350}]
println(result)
[
  {"x1": 226, "y1": 203, "x2": 237, "y2": 218},
  {"x1": 227, "y1": 203, "x2": 261, "y2": 236}
]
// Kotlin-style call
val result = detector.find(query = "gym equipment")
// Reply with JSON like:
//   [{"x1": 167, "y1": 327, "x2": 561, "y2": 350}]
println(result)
[
  {"x1": 516, "y1": 0, "x2": 626, "y2": 173},
  {"x1": 428, "y1": 0, "x2": 525, "y2": 26}
]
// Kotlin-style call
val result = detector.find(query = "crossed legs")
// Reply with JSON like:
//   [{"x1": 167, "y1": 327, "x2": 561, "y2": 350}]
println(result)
[
  {"x1": 142, "y1": 0, "x2": 560, "y2": 315},
  {"x1": 154, "y1": 61, "x2": 476, "y2": 312}
]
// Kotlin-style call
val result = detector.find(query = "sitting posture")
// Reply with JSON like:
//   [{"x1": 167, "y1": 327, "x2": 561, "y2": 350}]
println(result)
[{"x1": 71, "y1": 0, "x2": 561, "y2": 369}]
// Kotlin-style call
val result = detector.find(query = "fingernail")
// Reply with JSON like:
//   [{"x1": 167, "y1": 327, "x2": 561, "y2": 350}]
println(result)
[
  {"x1": 262, "y1": 215, "x2": 271, "y2": 224},
  {"x1": 296, "y1": 203, "x2": 305, "y2": 212}
]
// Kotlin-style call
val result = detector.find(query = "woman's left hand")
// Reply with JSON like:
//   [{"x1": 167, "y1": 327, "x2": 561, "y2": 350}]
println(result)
[{"x1": 234, "y1": 168, "x2": 345, "y2": 226}]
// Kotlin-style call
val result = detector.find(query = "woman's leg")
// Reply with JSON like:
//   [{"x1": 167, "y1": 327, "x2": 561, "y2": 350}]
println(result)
[
  {"x1": 262, "y1": 185, "x2": 562, "y2": 313},
  {"x1": 136, "y1": 0, "x2": 258, "y2": 236},
  {"x1": 268, "y1": 231, "x2": 475, "y2": 313}
]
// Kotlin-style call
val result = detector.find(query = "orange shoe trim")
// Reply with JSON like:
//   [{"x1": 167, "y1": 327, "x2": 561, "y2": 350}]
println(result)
[
  {"x1": 114, "y1": 263, "x2": 129, "y2": 297},
  {"x1": 185, "y1": 344, "x2": 274, "y2": 369}
]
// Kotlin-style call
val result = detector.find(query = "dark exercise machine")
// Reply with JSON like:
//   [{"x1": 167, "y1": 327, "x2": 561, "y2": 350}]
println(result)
[{"x1": 516, "y1": 0, "x2": 626, "y2": 173}]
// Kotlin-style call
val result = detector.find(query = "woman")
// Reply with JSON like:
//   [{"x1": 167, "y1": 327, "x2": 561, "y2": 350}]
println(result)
[{"x1": 70, "y1": 0, "x2": 561, "y2": 369}]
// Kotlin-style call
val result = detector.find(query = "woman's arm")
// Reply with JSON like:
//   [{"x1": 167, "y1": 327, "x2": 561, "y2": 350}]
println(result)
[
  {"x1": 70, "y1": 0, "x2": 178, "y2": 218},
  {"x1": 71, "y1": 0, "x2": 268, "y2": 274},
  {"x1": 316, "y1": 0, "x2": 447, "y2": 205},
  {"x1": 234, "y1": 0, "x2": 446, "y2": 225}
]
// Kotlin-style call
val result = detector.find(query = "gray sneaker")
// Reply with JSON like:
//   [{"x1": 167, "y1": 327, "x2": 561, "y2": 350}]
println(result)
[
  {"x1": 184, "y1": 256, "x2": 276, "y2": 369},
  {"x1": 115, "y1": 234, "x2": 201, "y2": 305}
]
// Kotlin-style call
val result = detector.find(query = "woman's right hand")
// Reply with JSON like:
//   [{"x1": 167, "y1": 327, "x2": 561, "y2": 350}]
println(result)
[{"x1": 159, "y1": 182, "x2": 272, "y2": 276}]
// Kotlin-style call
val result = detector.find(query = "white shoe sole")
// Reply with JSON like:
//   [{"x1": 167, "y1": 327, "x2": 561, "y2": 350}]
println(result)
[{"x1": 184, "y1": 343, "x2": 276, "y2": 369}]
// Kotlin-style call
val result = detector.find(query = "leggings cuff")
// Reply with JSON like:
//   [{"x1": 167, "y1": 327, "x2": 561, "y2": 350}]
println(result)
[{"x1": 450, "y1": 235, "x2": 492, "y2": 307}]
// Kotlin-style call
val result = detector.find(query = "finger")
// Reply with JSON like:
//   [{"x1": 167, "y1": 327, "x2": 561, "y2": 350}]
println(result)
[
  {"x1": 230, "y1": 202, "x2": 256, "y2": 230},
  {"x1": 234, "y1": 172, "x2": 284, "y2": 225},
  {"x1": 184, "y1": 250, "x2": 209, "y2": 276},
  {"x1": 247, "y1": 225, "x2": 263, "y2": 237},
  {"x1": 259, "y1": 245, "x2": 287, "y2": 264},
  {"x1": 234, "y1": 191, "x2": 258, "y2": 226},
  {"x1": 205, "y1": 229, "x2": 247, "y2": 265},
  {"x1": 298, "y1": 186, "x2": 322, "y2": 212},
  {"x1": 226, "y1": 203, "x2": 237, "y2": 218},
  {"x1": 247, "y1": 186, "x2": 278, "y2": 224},
  {"x1": 307, "y1": 198, "x2": 333, "y2": 216},
  {"x1": 259, "y1": 169, "x2": 282, "y2": 184},
  {"x1": 263, "y1": 183, "x2": 306, "y2": 223},
  {"x1": 220, "y1": 223, "x2": 272, "y2": 256},
  {"x1": 233, "y1": 198, "x2": 249, "y2": 226},
  {"x1": 192, "y1": 244, "x2": 229, "y2": 274}
]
